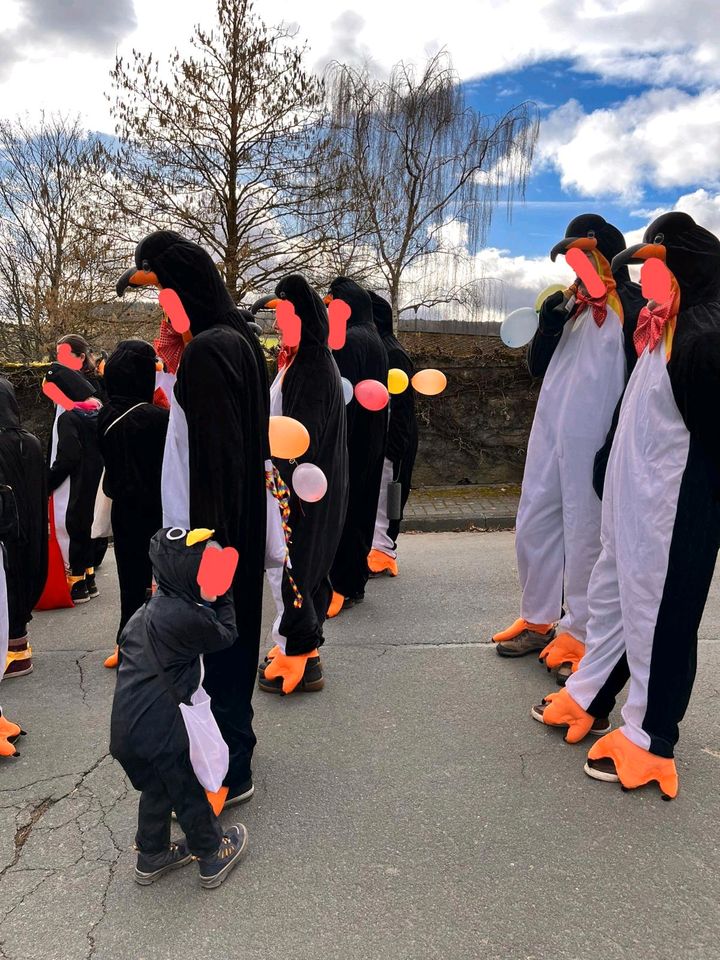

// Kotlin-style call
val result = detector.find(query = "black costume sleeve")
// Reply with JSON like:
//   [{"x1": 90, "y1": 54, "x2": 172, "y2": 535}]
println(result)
[
  {"x1": 671, "y1": 330, "x2": 720, "y2": 497},
  {"x1": 197, "y1": 593, "x2": 237, "y2": 653},
  {"x1": 386, "y1": 350, "x2": 415, "y2": 465},
  {"x1": 47, "y1": 412, "x2": 81, "y2": 492},
  {"x1": 526, "y1": 292, "x2": 567, "y2": 378},
  {"x1": 175, "y1": 335, "x2": 247, "y2": 544},
  {"x1": 333, "y1": 340, "x2": 363, "y2": 438}
]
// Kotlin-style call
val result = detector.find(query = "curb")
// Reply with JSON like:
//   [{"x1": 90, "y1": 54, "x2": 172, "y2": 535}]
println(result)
[{"x1": 401, "y1": 515, "x2": 516, "y2": 533}]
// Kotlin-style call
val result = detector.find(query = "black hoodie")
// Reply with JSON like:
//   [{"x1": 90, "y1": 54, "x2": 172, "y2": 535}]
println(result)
[
  {"x1": 98, "y1": 339, "x2": 169, "y2": 510},
  {"x1": 110, "y1": 528, "x2": 237, "y2": 768},
  {"x1": 0, "y1": 379, "x2": 47, "y2": 636},
  {"x1": 328, "y1": 277, "x2": 388, "y2": 597},
  {"x1": 268, "y1": 274, "x2": 349, "y2": 653}
]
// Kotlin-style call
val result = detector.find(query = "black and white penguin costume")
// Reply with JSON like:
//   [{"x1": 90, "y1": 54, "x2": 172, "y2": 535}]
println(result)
[
  {"x1": 0, "y1": 379, "x2": 47, "y2": 679},
  {"x1": 540, "y1": 212, "x2": 720, "y2": 798},
  {"x1": 366, "y1": 292, "x2": 418, "y2": 577},
  {"x1": 117, "y1": 232, "x2": 269, "y2": 798},
  {"x1": 326, "y1": 278, "x2": 388, "y2": 615},
  {"x1": 493, "y1": 215, "x2": 644, "y2": 669},
  {"x1": 98, "y1": 340, "x2": 169, "y2": 660},
  {"x1": 45, "y1": 363, "x2": 103, "y2": 583},
  {"x1": 252, "y1": 275, "x2": 349, "y2": 693}
]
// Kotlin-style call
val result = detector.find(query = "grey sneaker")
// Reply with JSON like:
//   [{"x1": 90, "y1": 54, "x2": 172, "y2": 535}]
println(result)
[
  {"x1": 496, "y1": 626, "x2": 555, "y2": 658},
  {"x1": 134, "y1": 840, "x2": 193, "y2": 885},
  {"x1": 198, "y1": 824, "x2": 248, "y2": 889}
]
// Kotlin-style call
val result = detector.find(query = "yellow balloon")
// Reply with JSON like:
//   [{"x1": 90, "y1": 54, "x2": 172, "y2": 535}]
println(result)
[
  {"x1": 534, "y1": 283, "x2": 567, "y2": 313},
  {"x1": 269, "y1": 416, "x2": 310, "y2": 459},
  {"x1": 387, "y1": 368, "x2": 409, "y2": 394},
  {"x1": 412, "y1": 368, "x2": 447, "y2": 396}
]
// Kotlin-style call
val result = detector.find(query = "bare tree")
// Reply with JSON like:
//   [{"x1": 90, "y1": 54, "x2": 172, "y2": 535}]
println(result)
[
  {"x1": 107, "y1": 0, "x2": 327, "y2": 301},
  {"x1": 0, "y1": 115, "x2": 132, "y2": 361},
  {"x1": 317, "y1": 52, "x2": 539, "y2": 327}
]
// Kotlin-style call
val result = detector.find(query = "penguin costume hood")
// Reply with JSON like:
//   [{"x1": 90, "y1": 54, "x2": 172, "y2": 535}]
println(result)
[
  {"x1": 117, "y1": 231, "x2": 269, "y2": 793},
  {"x1": 110, "y1": 527, "x2": 237, "y2": 770},
  {"x1": 325, "y1": 278, "x2": 388, "y2": 603},
  {"x1": 251, "y1": 275, "x2": 348, "y2": 659}
]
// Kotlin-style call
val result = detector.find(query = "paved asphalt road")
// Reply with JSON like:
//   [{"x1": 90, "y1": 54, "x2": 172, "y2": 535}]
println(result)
[{"x1": 0, "y1": 531, "x2": 718, "y2": 960}]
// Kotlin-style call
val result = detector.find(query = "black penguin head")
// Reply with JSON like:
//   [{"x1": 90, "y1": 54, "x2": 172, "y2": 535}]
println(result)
[
  {"x1": 116, "y1": 231, "x2": 236, "y2": 336},
  {"x1": 550, "y1": 214, "x2": 629, "y2": 281},
  {"x1": 251, "y1": 274, "x2": 329, "y2": 349},
  {"x1": 0, "y1": 378, "x2": 20, "y2": 430},
  {"x1": 327, "y1": 277, "x2": 373, "y2": 327},
  {"x1": 611, "y1": 212, "x2": 720, "y2": 308},
  {"x1": 104, "y1": 339, "x2": 158, "y2": 406},
  {"x1": 44, "y1": 362, "x2": 96, "y2": 405},
  {"x1": 149, "y1": 526, "x2": 217, "y2": 604},
  {"x1": 368, "y1": 291, "x2": 393, "y2": 337}
]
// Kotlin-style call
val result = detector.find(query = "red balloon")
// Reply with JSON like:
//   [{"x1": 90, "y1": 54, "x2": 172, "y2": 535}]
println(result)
[{"x1": 354, "y1": 379, "x2": 389, "y2": 411}]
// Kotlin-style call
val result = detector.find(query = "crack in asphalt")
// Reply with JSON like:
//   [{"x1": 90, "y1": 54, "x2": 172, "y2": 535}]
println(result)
[{"x1": 76, "y1": 654, "x2": 91, "y2": 709}]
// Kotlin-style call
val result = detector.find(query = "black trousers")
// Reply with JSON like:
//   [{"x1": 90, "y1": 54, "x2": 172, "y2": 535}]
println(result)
[
  {"x1": 112, "y1": 501, "x2": 160, "y2": 643},
  {"x1": 123, "y1": 752, "x2": 222, "y2": 859}
]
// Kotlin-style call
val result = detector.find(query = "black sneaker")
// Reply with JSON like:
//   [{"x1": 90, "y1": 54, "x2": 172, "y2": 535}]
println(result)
[
  {"x1": 85, "y1": 573, "x2": 99, "y2": 599},
  {"x1": 257, "y1": 656, "x2": 324, "y2": 695},
  {"x1": 70, "y1": 580, "x2": 90, "y2": 605},
  {"x1": 198, "y1": 824, "x2": 248, "y2": 889},
  {"x1": 584, "y1": 757, "x2": 620, "y2": 782},
  {"x1": 224, "y1": 780, "x2": 255, "y2": 808},
  {"x1": 134, "y1": 839, "x2": 193, "y2": 885}
]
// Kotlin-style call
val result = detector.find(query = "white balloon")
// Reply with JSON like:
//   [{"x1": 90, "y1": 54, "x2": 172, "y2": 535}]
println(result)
[
  {"x1": 292, "y1": 463, "x2": 328, "y2": 502},
  {"x1": 341, "y1": 377, "x2": 353, "y2": 404},
  {"x1": 501, "y1": 307, "x2": 539, "y2": 348}
]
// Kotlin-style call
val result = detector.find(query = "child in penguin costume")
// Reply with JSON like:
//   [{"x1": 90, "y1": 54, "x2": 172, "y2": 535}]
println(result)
[
  {"x1": 110, "y1": 527, "x2": 248, "y2": 888},
  {"x1": 0, "y1": 379, "x2": 47, "y2": 681},
  {"x1": 367, "y1": 291, "x2": 418, "y2": 579},
  {"x1": 491, "y1": 214, "x2": 645, "y2": 679},
  {"x1": 98, "y1": 340, "x2": 169, "y2": 669},
  {"x1": 251, "y1": 274, "x2": 349, "y2": 694},
  {"x1": 325, "y1": 277, "x2": 388, "y2": 617},
  {"x1": 45, "y1": 363, "x2": 103, "y2": 605},
  {"x1": 117, "y1": 231, "x2": 269, "y2": 808},
  {"x1": 533, "y1": 212, "x2": 720, "y2": 799}
]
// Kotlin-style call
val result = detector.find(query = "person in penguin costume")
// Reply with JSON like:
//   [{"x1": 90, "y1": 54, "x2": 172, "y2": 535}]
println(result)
[
  {"x1": 98, "y1": 340, "x2": 169, "y2": 670},
  {"x1": 110, "y1": 527, "x2": 248, "y2": 888},
  {"x1": 117, "y1": 231, "x2": 269, "y2": 808},
  {"x1": 0, "y1": 379, "x2": 47, "y2": 685},
  {"x1": 532, "y1": 212, "x2": 720, "y2": 799},
  {"x1": 45, "y1": 362, "x2": 104, "y2": 605},
  {"x1": 251, "y1": 274, "x2": 349, "y2": 694},
  {"x1": 366, "y1": 291, "x2": 418, "y2": 579},
  {"x1": 325, "y1": 277, "x2": 388, "y2": 617},
  {"x1": 490, "y1": 214, "x2": 645, "y2": 680}
]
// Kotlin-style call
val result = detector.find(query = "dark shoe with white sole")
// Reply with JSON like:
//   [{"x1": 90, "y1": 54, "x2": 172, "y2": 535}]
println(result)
[
  {"x1": 257, "y1": 655, "x2": 324, "y2": 694},
  {"x1": 496, "y1": 627, "x2": 555, "y2": 658},
  {"x1": 198, "y1": 824, "x2": 248, "y2": 889},
  {"x1": 584, "y1": 757, "x2": 620, "y2": 782},
  {"x1": 134, "y1": 840, "x2": 193, "y2": 885},
  {"x1": 531, "y1": 701, "x2": 611, "y2": 736}
]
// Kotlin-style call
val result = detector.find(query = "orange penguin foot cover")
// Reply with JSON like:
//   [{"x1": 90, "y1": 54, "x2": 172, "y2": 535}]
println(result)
[
  {"x1": 539, "y1": 632, "x2": 585, "y2": 671},
  {"x1": 538, "y1": 688, "x2": 596, "y2": 743},
  {"x1": 587, "y1": 729, "x2": 679, "y2": 799}
]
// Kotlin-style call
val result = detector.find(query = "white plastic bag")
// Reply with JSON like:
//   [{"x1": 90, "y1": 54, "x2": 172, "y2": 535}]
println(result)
[
  {"x1": 178, "y1": 656, "x2": 229, "y2": 794},
  {"x1": 91, "y1": 470, "x2": 113, "y2": 538}
]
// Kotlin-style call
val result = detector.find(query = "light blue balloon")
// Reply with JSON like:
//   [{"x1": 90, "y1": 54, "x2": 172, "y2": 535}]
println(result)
[{"x1": 341, "y1": 377, "x2": 353, "y2": 404}]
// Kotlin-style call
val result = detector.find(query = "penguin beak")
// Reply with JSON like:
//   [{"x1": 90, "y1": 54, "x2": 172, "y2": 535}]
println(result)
[
  {"x1": 611, "y1": 243, "x2": 667, "y2": 272},
  {"x1": 550, "y1": 236, "x2": 598, "y2": 262},
  {"x1": 323, "y1": 294, "x2": 333, "y2": 305},
  {"x1": 116, "y1": 267, "x2": 160, "y2": 298},
  {"x1": 250, "y1": 294, "x2": 279, "y2": 315}
]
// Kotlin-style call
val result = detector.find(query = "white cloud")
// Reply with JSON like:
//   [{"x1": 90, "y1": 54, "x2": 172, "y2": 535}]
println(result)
[{"x1": 539, "y1": 89, "x2": 720, "y2": 200}]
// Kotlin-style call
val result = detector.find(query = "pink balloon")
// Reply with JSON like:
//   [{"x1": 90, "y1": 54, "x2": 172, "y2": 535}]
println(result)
[
  {"x1": 354, "y1": 379, "x2": 389, "y2": 411},
  {"x1": 292, "y1": 463, "x2": 327, "y2": 502}
]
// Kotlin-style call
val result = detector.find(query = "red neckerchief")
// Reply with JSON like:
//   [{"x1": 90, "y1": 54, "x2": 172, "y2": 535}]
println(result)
[
  {"x1": 154, "y1": 318, "x2": 186, "y2": 375},
  {"x1": 572, "y1": 287, "x2": 609, "y2": 327},
  {"x1": 634, "y1": 296, "x2": 677, "y2": 357}
]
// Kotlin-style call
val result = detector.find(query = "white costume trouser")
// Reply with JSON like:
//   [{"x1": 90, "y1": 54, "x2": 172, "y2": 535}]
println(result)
[
  {"x1": 372, "y1": 458, "x2": 396, "y2": 557},
  {"x1": 517, "y1": 305, "x2": 626, "y2": 643},
  {"x1": 566, "y1": 345, "x2": 689, "y2": 750}
]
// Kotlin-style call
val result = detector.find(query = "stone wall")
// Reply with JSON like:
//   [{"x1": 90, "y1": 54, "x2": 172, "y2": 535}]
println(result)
[{"x1": 3, "y1": 334, "x2": 538, "y2": 485}]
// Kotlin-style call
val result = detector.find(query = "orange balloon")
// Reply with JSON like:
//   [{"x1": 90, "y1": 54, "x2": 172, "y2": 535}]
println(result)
[
  {"x1": 269, "y1": 416, "x2": 310, "y2": 459},
  {"x1": 412, "y1": 368, "x2": 447, "y2": 396}
]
